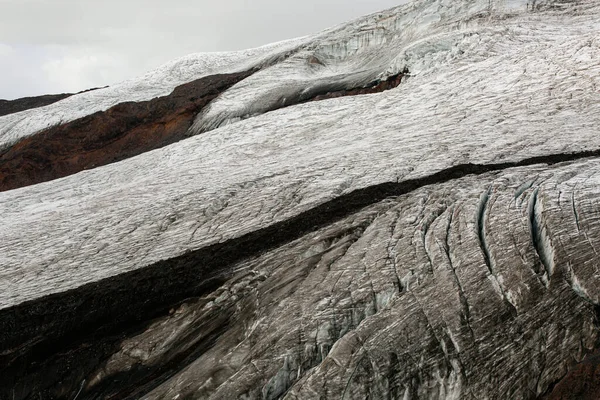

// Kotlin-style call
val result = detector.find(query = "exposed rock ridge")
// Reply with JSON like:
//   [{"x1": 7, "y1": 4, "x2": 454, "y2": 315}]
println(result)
[
  {"x1": 284, "y1": 69, "x2": 408, "y2": 107},
  {"x1": 0, "y1": 94, "x2": 73, "y2": 117},
  {"x1": 0, "y1": 71, "x2": 254, "y2": 192},
  {"x1": 0, "y1": 87, "x2": 107, "y2": 118}
]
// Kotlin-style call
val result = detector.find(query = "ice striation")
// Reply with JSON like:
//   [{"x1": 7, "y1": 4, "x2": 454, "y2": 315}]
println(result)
[{"x1": 2, "y1": 0, "x2": 600, "y2": 398}]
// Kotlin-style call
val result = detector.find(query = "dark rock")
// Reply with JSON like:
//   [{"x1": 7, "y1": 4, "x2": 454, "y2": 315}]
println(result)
[
  {"x1": 304, "y1": 70, "x2": 407, "y2": 103},
  {"x1": 543, "y1": 351, "x2": 600, "y2": 400},
  {"x1": 0, "y1": 71, "x2": 254, "y2": 192},
  {"x1": 0, "y1": 87, "x2": 104, "y2": 117}
]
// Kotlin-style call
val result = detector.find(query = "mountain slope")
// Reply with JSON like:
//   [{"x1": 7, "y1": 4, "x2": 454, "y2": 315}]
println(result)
[{"x1": 1, "y1": 0, "x2": 600, "y2": 398}]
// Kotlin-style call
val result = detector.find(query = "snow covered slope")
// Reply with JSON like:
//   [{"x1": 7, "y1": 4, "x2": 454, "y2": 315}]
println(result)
[
  {"x1": 0, "y1": 37, "x2": 307, "y2": 151},
  {"x1": 2, "y1": 0, "x2": 600, "y2": 398},
  {"x1": 2, "y1": 0, "x2": 599, "y2": 308}
]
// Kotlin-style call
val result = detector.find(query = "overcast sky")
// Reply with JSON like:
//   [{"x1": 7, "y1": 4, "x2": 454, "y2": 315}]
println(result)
[{"x1": 0, "y1": 0, "x2": 405, "y2": 100}]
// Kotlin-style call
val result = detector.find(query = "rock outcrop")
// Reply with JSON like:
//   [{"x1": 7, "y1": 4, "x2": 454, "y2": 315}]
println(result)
[
  {"x1": 1, "y1": 0, "x2": 600, "y2": 399},
  {"x1": 0, "y1": 94, "x2": 74, "y2": 117},
  {"x1": 0, "y1": 71, "x2": 254, "y2": 192},
  {"x1": 0, "y1": 87, "x2": 107, "y2": 117}
]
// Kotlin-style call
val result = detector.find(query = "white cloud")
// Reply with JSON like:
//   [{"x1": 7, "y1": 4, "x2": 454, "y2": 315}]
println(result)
[
  {"x1": 0, "y1": 44, "x2": 51, "y2": 99},
  {"x1": 0, "y1": 43, "x2": 14, "y2": 57},
  {"x1": 40, "y1": 46, "x2": 130, "y2": 93}
]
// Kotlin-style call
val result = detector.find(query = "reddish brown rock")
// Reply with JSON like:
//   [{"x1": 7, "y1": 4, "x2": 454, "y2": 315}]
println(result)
[
  {"x1": 306, "y1": 71, "x2": 407, "y2": 102},
  {"x1": 0, "y1": 71, "x2": 254, "y2": 192},
  {"x1": 543, "y1": 351, "x2": 600, "y2": 400}
]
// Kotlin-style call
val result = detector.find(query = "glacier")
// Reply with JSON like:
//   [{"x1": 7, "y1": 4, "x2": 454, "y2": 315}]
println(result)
[{"x1": 1, "y1": 0, "x2": 600, "y2": 398}]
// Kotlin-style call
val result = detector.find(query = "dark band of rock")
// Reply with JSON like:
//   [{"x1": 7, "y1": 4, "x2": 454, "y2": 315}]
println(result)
[
  {"x1": 0, "y1": 71, "x2": 255, "y2": 192},
  {"x1": 0, "y1": 87, "x2": 106, "y2": 118},
  {"x1": 542, "y1": 350, "x2": 600, "y2": 400},
  {"x1": 0, "y1": 94, "x2": 73, "y2": 117},
  {"x1": 300, "y1": 69, "x2": 407, "y2": 104}
]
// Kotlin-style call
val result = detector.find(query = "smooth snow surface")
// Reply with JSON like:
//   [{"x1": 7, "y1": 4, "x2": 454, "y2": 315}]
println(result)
[{"x1": 1, "y1": 0, "x2": 600, "y2": 308}]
